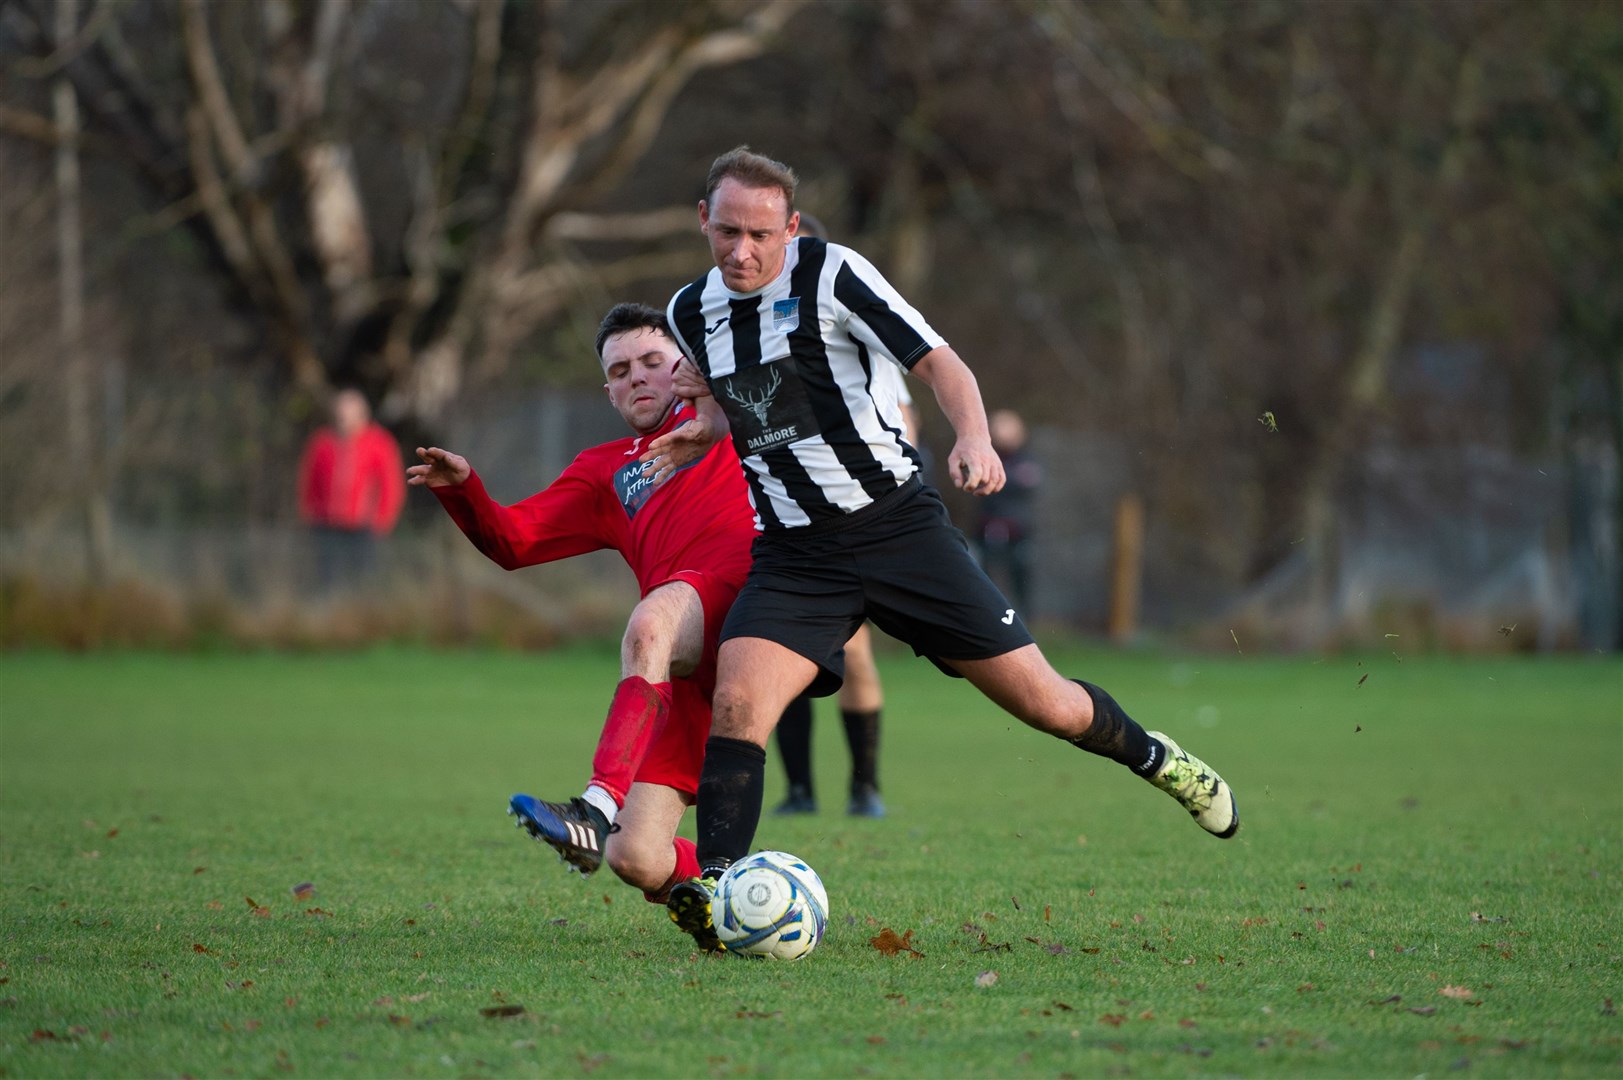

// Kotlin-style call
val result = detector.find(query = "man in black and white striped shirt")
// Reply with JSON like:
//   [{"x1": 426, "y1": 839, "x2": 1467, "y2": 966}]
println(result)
[{"x1": 646, "y1": 148, "x2": 1239, "y2": 953}]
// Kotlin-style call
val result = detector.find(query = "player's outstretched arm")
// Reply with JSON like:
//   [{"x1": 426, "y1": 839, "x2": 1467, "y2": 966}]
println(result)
[
  {"x1": 910, "y1": 347, "x2": 1005, "y2": 495},
  {"x1": 641, "y1": 390, "x2": 729, "y2": 486},
  {"x1": 407, "y1": 446, "x2": 472, "y2": 488}
]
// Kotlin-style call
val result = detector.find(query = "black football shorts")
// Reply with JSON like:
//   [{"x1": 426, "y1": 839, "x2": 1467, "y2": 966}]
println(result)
[{"x1": 720, "y1": 476, "x2": 1035, "y2": 696}]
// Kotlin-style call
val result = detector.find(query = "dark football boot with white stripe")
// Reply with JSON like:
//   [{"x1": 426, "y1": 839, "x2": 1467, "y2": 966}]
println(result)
[{"x1": 508, "y1": 794, "x2": 610, "y2": 875}]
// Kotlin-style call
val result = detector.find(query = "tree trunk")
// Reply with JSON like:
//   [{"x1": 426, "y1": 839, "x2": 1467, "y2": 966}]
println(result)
[{"x1": 55, "y1": 0, "x2": 111, "y2": 582}]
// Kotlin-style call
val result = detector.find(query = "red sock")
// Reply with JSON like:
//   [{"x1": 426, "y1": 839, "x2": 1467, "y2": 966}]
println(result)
[
  {"x1": 643, "y1": 837, "x2": 700, "y2": 904},
  {"x1": 589, "y1": 677, "x2": 671, "y2": 807}
]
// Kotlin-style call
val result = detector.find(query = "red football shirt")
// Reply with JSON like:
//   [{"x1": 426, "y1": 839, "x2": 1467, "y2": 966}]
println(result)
[
  {"x1": 297, "y1": 422, "x2": 406, "y2": 534},
  {"x1": 430, "y1": 403, "x2": 755, "y2": 596}
]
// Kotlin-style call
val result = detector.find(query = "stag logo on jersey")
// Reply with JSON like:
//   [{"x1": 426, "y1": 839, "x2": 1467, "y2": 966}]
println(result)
[
  {"x1": 715, "y1": 360, "x2": 819, "y2": 456},
  {"x1": 772, "y1": 297, "x2": 801, "y2": 334},
  {"x1": 726, "y1": 365, "x2": 782, "y2": 429}
]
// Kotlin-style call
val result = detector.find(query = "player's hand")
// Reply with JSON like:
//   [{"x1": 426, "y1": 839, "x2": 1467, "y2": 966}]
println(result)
[
  {"x1": 407, "y1": 446, "x2": 471, "y2": 488},
  {"x1": 640, "y1": 417, "x2": 715, "y2": 486},
  {"x1": 948, "y1": 436, "x2": 1005, "y2": 495},
  {"x1": 670, "y1": 357, "x2": 711, "y2": 400}
]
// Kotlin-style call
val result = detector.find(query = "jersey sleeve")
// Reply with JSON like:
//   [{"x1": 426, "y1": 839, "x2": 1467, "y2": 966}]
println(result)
[
  {"x1": 829, "y1": 244, "x2": 947, "y2": 370},
  {"x1": 430, "y1": 462, "x2": 611, "y2": 571}
]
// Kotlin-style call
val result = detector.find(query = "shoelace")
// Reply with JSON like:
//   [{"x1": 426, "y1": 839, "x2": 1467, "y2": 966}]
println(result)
[{"x1": 1160, "y1": 759, "x2": 1215, "y2": 810}]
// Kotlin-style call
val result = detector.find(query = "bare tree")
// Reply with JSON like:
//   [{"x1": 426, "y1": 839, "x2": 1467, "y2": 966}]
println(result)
[{"x1": 3, "y1": 0, "x2": 801, "y2": 426}]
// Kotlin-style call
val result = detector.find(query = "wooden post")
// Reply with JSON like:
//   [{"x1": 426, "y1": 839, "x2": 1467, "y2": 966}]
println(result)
[{"x1": 1108, "y1": 493, "x2": 1144, "y2": 644}]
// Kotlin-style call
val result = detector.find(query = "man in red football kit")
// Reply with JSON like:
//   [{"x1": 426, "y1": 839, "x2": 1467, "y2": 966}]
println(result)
[
  {"x1": 297, "y1": 387, "x2": 406, "y2": 590},
  {"x1": 406, "y1": 303, "x2": 755, "y2": 906}
]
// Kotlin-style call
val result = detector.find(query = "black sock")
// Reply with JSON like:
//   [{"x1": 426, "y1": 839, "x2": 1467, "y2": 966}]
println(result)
[
  {"x1": 1069, "y1": 680, "x2": 1165, "y2": 778},
  {"x1": 775, "y1": 696, "x2": 815, "y2": 793},
  {"x1": 696, "y1": 736, "x2": 767, "y2": 875},
  {"x1": 841, "y1": 708, "x2": 880, "y2": 791}
]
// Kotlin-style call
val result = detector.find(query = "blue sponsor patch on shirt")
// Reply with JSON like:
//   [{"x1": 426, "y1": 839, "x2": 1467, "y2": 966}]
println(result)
[
  {"x1": 772, "y1": 297, "x2": 800, "y2": 333},
  {"x1": 614, "y1": 459, "x2": 659, "y2": 519}
]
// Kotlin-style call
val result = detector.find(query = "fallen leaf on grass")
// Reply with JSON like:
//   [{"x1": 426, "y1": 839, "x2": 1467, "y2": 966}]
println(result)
[
  {"x1": 1368, "y1": 995, "x2": 1402, "y2": 1005},
  {"x1": 870, "y1": 928, "x2": 923, "y2": 957},
  {"x1": 480, "y1": 1004, "x2": 526, "y2": 1018},
  {"x1": 974, "y1": 971, "x2": 999, "y2": 988},
  {"x1": 1408, "y1": 1006, "x2": 1438, "y2": 1016},
  {"x1": 1099, "y1": 1013, "x2": 1126, "y2": 1027},
  {"x1": 1469, "y1": 912, "x2": 1507, "y2": 924},
  {"x1": 192, "y1": 944, "x2": 211, "y2": 954},
  {"x1": 1604, "y1": 999, "x2": 1616, "y2": 1016},
  {"x1": 291, "y1": 883, "x2": 316, "y2": 901},
  {"x1": 1439, "y1": 985, "x2": 1474, "y2": 999},
  {"x1": 245, "y1": 897, "x2": 271, "y2": 918},
  {"x1": 734, "y1": 1010, "x2": 781, "y2": 1020}
]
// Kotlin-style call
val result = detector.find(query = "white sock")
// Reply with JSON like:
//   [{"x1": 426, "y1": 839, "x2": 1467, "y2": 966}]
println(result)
[{"x1": 582, "y1": 784, "x2": 618, "y2": 826}]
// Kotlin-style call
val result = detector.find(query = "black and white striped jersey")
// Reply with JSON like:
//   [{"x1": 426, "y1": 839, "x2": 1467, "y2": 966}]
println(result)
[{"x1": 666, "y1": 237, "x2": 945, "y2": 531}]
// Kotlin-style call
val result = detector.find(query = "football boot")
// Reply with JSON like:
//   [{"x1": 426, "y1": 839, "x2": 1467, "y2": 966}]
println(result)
[
  {"x1": 508, "y1": 794, "x2": 612, "y2": 874},
  {"x1": 846, "y1": 782, "x2": 886, "y2": 818},
  {"x1": 1146, "y1": 733, "x2": 1239, "y2": 839},
  {"x1": 771, "y1": 784, "x2": 818, "y2": 816},
  {"x1": 667, "y1": 875, "x2": 727, "y2": 953}
]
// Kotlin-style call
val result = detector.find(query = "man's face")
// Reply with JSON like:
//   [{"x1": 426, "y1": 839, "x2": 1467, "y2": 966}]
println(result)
[
  {"x1": 698, "y1": 177, "x2": 800, "y2": 294},
  {"x1": 333, "y1": 390, "x2": 369, "y2": 436},
  {"x1": 601, "y1": 327, "x2": 681, "y2": 435}
]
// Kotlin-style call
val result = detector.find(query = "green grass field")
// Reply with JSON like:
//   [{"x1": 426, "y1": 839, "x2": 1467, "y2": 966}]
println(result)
[{"x1": 1, "y1": 644, "x2": 1620, "y2": 1078}]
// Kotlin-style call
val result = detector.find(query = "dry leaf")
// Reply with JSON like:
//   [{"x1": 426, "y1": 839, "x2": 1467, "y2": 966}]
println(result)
[
  {"x1": 481, "y1": 1004, "x2": 527, "y2": 1018},
  {"x1": 974, "y1": 971, "x2": 998, "y2": 988},
  {"x1": 870, "y1": 928, "x2": 923, "y2": 957},
  {"x1": 1099, "y1": 1013, "x2": 1126, "y2": 1027},
  {"x1": 291, "y1": 883, "x2": 316, "y2": 901},
  {"x1": 1439, "y1": 985, "x2": 1473, "y2": 999}
]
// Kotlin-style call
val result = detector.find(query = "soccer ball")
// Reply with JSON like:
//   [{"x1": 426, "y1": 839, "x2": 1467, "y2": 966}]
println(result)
[{"x1": 713, "y1": 850, "x2": 829, "y2": 960}]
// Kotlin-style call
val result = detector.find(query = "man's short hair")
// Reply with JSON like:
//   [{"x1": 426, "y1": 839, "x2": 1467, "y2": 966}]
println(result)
[
  {"x1": 595, "y1": 302, "x2": 672, "y2": 359},
  {"x1": 705, "y1": 146, "x2": 797, "y2": 212}
]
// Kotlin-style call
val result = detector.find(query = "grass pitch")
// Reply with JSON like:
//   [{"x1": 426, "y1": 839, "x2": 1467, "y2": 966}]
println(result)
[{"x1": 1, "y1": 644, "x2": 1620, "y2": 1077}]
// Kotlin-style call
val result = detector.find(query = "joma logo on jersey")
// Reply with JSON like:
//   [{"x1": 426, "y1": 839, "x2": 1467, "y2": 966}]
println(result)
[{"x1": 772, "y1": 297, "x2": 800, "y2": 333}]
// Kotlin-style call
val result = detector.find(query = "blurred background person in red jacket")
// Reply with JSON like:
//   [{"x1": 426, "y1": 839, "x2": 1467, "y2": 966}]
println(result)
[{"x1": 297, "y1": 388, "x2": 406, "y2": 592}]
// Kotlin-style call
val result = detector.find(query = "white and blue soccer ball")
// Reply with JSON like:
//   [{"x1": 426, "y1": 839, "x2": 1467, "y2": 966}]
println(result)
[{"x1": 713, "y1": 850, "x2": 829, "y2": 960}]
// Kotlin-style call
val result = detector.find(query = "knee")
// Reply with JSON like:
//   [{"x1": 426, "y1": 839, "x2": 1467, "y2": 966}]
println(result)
[
  {"x1": 710, "y1": 683, "x2": 758, "y2": 738},
  {"x1": 620, "y1": 609, "x2": 669, "y2": 675},
  {"x1": 604, "y1": 833, "x2": 669, "y2": 892}
]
